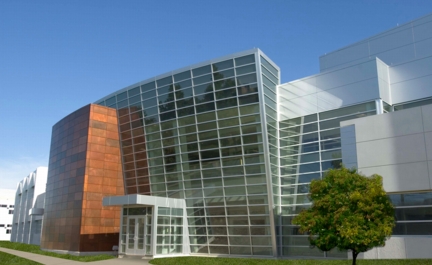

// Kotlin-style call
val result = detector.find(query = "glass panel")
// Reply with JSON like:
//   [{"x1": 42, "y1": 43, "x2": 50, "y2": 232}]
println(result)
[
  {"x1": 196, "y1": 102, "x2": 215, "y2": 113},
  {"x1": 239, "y1": 94, "x2": 259, "y2": 105},
  {"x1": 228, "y1": 226, "x2": 250, "y2": 235},
  {"x1": 235, "y1": 54, "x2": 255, "y2": 66},
  {"x1": 193, "y1": 74, "x2": 212, "y2": 85},
  {"x1": 394, "y1": 98, "x2": 432, "y2": 111},
  {"x1": 218, "y1": 117, "x2": 239, "y2": 128},
  {"x1": 197, "y1": 111, "x2": 216, "y2": 123},
  {"x1": 393, "y1": 222, "x2": 432, "y2": 235},
  {"x1": 173, "y1": 70, "x2": 191, "y2": 82},
  {"x1": 320, "y1": 128, "x2": 340, "y2": 140},
  {"x1": 175, "y1": 87, "x2": 193, "y2": 99},
  {"x1": 192, "y1": 65, "x2": 212, "y2": 77},
  {"x1": 215, "y1": 88, "x2": 236, "y2": 99},
  {"x1": 194, "y1": 83, "x2": 214, "y2": 95},
  {"x1": 261, "y1": 65, "x2": 278, "y2": 84},
  {"x1": 198, "y1": 121, "x2": 217, "y2": 131},
  {"x1": 280, "y1": 133, "x2": 318, "y2": 146},
  {"x1": 263, "y1": 76, "x2": 276, "y2": 91},
  {"x1": 319, "y1": 102, "x2": 376, "y2": 120},
  {"x1": 213, "y1": 69, "x2": 235, "y2": 80},
  {"x1": 213, "y1": 59, "x2": 234, "y2": 71},
  {"x1": 229, "y1": 236, "x2": 250, "y2": 245},
  {"x1": 237, "y1": 73, "x2": 257, "y2": 85},
  {"x1": 261, "y1": 56, "x2": 278, "y2": 77},
  {"x1": 320, "y1": 139, "x2": 341, "y2": 150},
  {"x1": 321, "y1": 150, "x2": 342, "y2": 161},
  {"x1": 396, "y1": 207, "x2": 432, "y2": 221},
  {"x1": 117, "y1": 91, "x2": 127, "y2": 101},
  {"x1": 236, "y1": 64, "x2": 256, "y2": 76},
  {"x1": 389, "y1": 192, "x2": 432, "y2": 206},
  {"x1": 214, "y1": 78, "x2": 236, "y2": 90},
  {"x1": 195, "y1": 92, "x2": 215, "y2": 104},
  {"x1": 156, "y1": 76, "x2": 173, "y2": 87}
]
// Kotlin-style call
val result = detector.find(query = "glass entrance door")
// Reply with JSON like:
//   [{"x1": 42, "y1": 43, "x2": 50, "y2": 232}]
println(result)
[{"x1": 126, "y1": 216, "x2": 147, "y2": 255}]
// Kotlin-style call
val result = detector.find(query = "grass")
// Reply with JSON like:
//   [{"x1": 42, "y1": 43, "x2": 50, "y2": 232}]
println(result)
[
  {"x1": 0, "y1": 251, "x2": 42, "y2": 265},
  {"x1": 0, "y1": 241, "x2": 115, "y2": 262},
  {"x1": 149, "y1": 257, "x2": 432, "y2": 265}
]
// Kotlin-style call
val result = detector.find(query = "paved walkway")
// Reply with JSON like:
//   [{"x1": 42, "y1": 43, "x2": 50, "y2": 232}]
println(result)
[{"x1": 0, "y1": 247, "x2": 151, "y2": 265}]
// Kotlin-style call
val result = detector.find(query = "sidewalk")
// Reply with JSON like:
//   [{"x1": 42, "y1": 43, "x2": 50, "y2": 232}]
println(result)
[{"x1": 0, "y1": 247, "x2": 151, "y2": 265}]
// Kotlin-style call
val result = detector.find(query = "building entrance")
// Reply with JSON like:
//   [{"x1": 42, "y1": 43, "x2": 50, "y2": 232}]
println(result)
[
  {"x1": 121, "y1": 207, "x2": 153, "y2": 256},
  {"x1": 126, "y1": 216, "x2": 147, "y2": 255}
]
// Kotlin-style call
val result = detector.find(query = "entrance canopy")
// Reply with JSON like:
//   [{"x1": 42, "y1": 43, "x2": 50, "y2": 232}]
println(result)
[
  {"x1": 103, "y1": 194, "x2": 189, "y2": 257},
  {"x1": 103, "y1": 194, "x2": 185, "y2": 208}
]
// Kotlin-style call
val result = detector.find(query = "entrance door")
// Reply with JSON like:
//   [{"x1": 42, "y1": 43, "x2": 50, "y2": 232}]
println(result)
[{"x1": 126, "y1": 216, "x2": 147, "y2": 255}]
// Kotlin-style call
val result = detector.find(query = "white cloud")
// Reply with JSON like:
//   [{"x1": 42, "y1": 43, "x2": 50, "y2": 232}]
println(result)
[{"x1": 0, "y1": 156, "x2": 48, "y2": 190}]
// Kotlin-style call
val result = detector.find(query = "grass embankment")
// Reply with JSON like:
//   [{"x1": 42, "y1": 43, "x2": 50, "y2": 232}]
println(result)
[
  {"x1": 0, "y1": 241, "x2": 115, "y2": 262},
  {"x1": 149, "y1": 257, "x2": 432, "y2": 265},
  {"x1": 0, "y1": 251, "x2": 42, "y2": 265}
]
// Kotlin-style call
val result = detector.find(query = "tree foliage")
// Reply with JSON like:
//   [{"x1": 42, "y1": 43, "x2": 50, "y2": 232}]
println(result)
[{"x1": 292, "y1": 167, "x2": 395, "y2": 265}]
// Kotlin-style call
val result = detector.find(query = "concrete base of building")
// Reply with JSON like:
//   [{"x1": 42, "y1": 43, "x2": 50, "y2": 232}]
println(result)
[
  {"x1": 118, "y1": 254, "x2": 154, "y2": 259},
  {"x1": 41, "y1": 248, "x2": 118, "y2": 257},
  {"x1": 350, "y1": 236, "x2": 432, "y2": 259}
]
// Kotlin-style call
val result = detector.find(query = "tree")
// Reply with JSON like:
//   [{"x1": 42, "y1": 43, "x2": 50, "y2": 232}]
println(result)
[{"x1": 292, "y1": 167, "x2": 395, "y2": 265}]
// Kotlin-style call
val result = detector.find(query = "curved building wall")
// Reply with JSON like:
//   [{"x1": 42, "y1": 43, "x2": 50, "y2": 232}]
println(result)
[
  {"x1": 41, "y1": 104, "x2": 124, "y2": 253},
  {"x1": 11, "y1": 167, "x2": 47, "y2": 245},
  {"x1": 95, "y1": 50, "x2": 280, "y2": 256}
]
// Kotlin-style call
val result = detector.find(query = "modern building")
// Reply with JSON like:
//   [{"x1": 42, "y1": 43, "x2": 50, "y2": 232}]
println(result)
[
  {"x1": 37, "y1": 12, "x2": 432, "y2": 259},
  {"x1": 10, "y1": 167, "x2": 48, "y2": 245},
  {"x1": 0, "y1": 189, "x2": 15, "y2": 241}
]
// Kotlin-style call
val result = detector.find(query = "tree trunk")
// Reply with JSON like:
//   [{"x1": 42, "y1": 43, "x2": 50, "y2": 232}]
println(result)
[{"x1": 352, "y1": 250, "x2": 358, "y2": 265}]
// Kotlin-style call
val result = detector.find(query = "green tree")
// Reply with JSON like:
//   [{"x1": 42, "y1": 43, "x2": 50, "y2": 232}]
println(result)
[{"x1": 292, "y1": 167, "x2": 395, "y2": 265}]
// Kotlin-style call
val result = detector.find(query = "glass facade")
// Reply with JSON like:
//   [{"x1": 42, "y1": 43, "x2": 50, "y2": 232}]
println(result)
[
  {"x1": 90, "y1": 48, "x2": 432, "y2": 258},
  {"x1": 277, "y1": 100, "x2": 377, "y2": 257},
  {"x1": 97, "y1": 50, "x2": 278, "y2": 256}
]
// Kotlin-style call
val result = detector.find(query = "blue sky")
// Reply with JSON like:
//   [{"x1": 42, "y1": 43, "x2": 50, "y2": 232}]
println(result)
[{"x1": 1, "y1": 0, "x2": 431, "y2": 189}]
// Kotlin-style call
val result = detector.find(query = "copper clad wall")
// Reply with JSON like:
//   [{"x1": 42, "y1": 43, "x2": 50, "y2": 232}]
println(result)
[{"x1": 41, "y1": 104, "x2": 124, "y2": 252}]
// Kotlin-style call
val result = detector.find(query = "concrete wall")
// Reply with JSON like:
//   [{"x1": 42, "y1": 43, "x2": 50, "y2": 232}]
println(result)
[
  {"x1": 341, "y1": 105, "x2": 432, "y2": 193},
  {"x1": 341, "y1": 105, "x2": 432, "y2": 259},
  {"x1": 389, "y1": 55, "x2": 432, "y2": 105},
  {"x1": 358, "y1": 236, "x2": 432, "y2": 259},
  {"x1": 320, "y1": 13, "x2": 432, "y2": 72},
  {"x1": 278, "y1": 58, "x2": 381, "y2": 120}
]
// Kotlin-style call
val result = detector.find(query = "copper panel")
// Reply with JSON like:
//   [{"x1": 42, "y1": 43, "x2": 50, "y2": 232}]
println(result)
[{"x1": 41, "y1": 104, "x2": 124, "y2": 253}]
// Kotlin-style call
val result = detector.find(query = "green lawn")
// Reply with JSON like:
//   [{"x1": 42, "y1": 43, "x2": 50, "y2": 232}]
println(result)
[
  {"x1": 149, "y1": 257, "x2": 432, "y2": 265},
  {"x1": 0, "y1": 241, "x2": 115, "y2": 262},
  {"x1": 0, "y1": 251, "x2": 42, "y2": 265}
]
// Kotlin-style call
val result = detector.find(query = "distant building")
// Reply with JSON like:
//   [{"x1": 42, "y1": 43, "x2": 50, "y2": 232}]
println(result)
[
  {"x1": 0, "y1": 189, "x2": 15, "y2": 241},
  {"x1": 11, "y1": 167, "x2": 48, "y2": 245},
  {"x1": 32, "y1": 12, "x2": 432, "y2": 259}
]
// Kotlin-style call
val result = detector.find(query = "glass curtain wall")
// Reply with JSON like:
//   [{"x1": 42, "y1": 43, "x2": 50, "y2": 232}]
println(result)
[
  {"x1": 389, "y1": 192, "x2": 432, "y2": 235},
  {"x1": 278, "y1": 101, "x2": 377, "y2": 257},
  {"x1": 258, "y1": 55, "x2": 280, "y2": 256},
  {"x1": 156, "y1": 207, "x2": 183, "y2": 254},
  {"x1": 96, "y1": 51, "x2": 274, "y2": 256}
]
